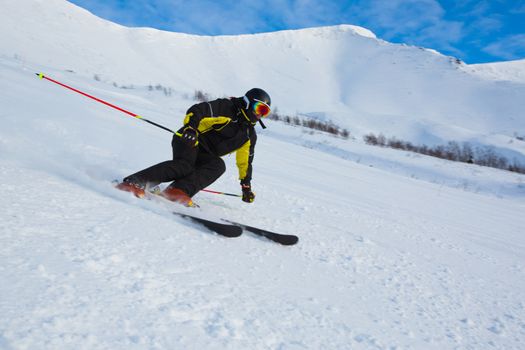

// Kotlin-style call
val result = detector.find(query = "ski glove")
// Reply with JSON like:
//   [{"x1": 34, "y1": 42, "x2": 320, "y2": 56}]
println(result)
[
  {"x1": 181, "y1": 126, "x2": 198, "y2": 147},
  {"x1": 241, "y1": 183, "x2": 255, "y2": 203}
]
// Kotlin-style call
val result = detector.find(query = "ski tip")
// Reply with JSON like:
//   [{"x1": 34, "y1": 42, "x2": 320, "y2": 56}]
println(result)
[
  {"x1": 281, "y1": 236, "x2": 299, "y2": 246},
  {"x1": 35, "y1": 73, "x2": 44, "y2": 79}
]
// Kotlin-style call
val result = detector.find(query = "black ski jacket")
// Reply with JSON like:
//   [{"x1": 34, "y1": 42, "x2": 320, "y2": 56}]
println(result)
[{"x1": 176, "y1": 97, "x2": 257, "y2": 184}]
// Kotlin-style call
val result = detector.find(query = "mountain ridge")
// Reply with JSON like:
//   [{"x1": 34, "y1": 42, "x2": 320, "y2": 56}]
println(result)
[{"x1": 1, "y1": 0, "x2": 524, "y2": 158}]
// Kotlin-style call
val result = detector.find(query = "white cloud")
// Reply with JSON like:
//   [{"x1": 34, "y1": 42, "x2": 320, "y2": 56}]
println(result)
[
  {"x1": 483, "y1": 34, "x2": 525, "y2": 60},
  {"x1": 340, "y1": 0, "x2": 468, "y2": 59},
  {"x1": 345, "y1": 0, "x2": 447, "y2": 37},
  {"x1": 70, "y1": 0, "x2": 351, "y2": 35}
]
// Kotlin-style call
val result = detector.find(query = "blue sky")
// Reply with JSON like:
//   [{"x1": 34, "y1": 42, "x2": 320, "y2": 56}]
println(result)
[{"x1": 68, "y1": 0, "x2": 524, "y2": 64}]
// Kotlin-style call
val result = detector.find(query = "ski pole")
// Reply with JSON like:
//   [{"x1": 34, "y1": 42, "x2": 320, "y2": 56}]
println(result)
[
  {"x1": 35, "y1": 73, "x2": 175, "y2": 134},
  {"x1": 201, "y1": 189, "x2": 242, "y2": 197}
]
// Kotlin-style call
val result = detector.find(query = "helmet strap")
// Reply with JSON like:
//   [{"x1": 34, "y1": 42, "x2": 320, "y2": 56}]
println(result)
[
  {"x1": 243, "y1": 95, "x2": 250, "y2": 109},
  {"x1": 240, "y1": 108, "x2": 254, "y2": 124},
  {"x1": 259, "y1": 119, "x2": 267, "y2": 129}
]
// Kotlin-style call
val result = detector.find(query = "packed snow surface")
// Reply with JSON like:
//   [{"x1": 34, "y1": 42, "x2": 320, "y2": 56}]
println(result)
[{"x1": 1, "y1": 1, "x2": 525, "y2": 349}]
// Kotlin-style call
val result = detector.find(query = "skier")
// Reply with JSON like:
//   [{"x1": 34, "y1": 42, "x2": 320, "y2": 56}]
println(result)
[{"x1": 116, "y1": 88, "x2": 271, "y2": 207}]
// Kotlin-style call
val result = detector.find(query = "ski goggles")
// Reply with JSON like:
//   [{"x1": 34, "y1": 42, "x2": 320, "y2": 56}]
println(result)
[{"x1": 252, "y1": 99, "x2": 271, "y2": 118}]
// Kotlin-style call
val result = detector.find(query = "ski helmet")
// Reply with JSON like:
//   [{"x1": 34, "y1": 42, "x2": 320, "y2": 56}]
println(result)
[{"x1": 243, "y1": 88, "x2": 271, "y2": 123}]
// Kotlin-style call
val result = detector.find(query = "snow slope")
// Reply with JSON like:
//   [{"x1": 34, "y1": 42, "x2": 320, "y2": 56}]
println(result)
[
  {"x1": 468, "y1": 59, "x2": 525, "y2": 83},
  {"x1": 1, "y1": 57, "x2": 525, "y2": 350},
  {"x1": 1, "y1": 1, "x2": 525, "y2": 349}
]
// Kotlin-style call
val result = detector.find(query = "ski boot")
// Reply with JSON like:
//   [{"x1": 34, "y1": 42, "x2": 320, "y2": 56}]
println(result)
[
  {"x1": 115, "y1": 180, "x2": 146, "y2": 198},
  {"x1": 160, "y1": 187, "x2": 197, "y2": 207}
]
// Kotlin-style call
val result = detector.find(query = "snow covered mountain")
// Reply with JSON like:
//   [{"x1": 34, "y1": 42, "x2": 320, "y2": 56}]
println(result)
[
  {"x1": 1, "y1": 1, "x2": 525, "y2": 349},
  {"x1": 2, "y1": 0, "x2": 525, "y2": 157}
]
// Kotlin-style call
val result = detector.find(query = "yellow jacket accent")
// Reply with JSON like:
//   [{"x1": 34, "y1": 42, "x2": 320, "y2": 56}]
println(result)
[
  {"x1": 197, "y1": 116, "x2": 231, "y2": 133},
  {"x1": 183, "y1": 112, "x2": 193, "y2": 125},
  {"x1": 236, "y1": 140, "x2": 251, "y2": 180},
  {"x1": 183, "y1": 113, "x2": 231, "y2": 133}
]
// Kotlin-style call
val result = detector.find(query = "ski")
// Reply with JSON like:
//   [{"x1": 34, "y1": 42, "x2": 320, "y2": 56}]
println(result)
[
  {"x1": 223, "y1": 219, "x2": 299, "y2": 245},
  {"x1": 113, "y1": 181, "x2": 297, "y2": 243},
  {"x1": 113, "y1": 181, "x2": 241, "y2": 238},
  {"x1": 173, "y1": 212, "x2": 242, "y2": 238}
]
